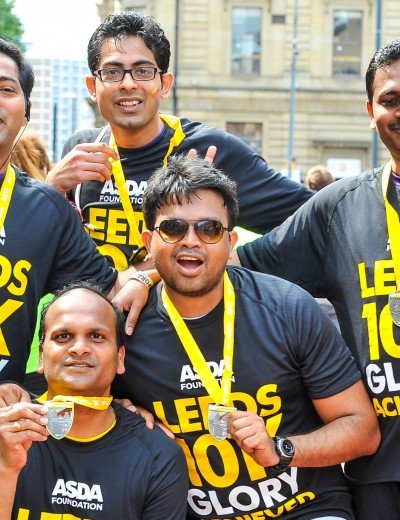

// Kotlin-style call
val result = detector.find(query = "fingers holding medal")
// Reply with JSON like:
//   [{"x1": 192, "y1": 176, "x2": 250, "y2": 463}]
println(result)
[
  {"x1": 0, "y1": 402, "x2": 49, "y2": 441},
  {"x1": 227, "y1": 410, "x2": 277, "y2": 466}
]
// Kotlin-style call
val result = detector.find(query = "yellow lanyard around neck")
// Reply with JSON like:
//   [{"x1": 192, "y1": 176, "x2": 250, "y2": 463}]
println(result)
[
  {"x1": 0, "y1": 164, "x2": 16, "y2": 231},
  {"x1": 37, "y1": 392, "x2": 112, "y2": 410},
  {"x1": 161, "y1": 271, "x2": 235, "y2": 406},
  {"x1": 108, "y1": 114, "x2": 185, "y2": 248},
  {"x1": 382, "y1": 161, "x2": 400, "y2": 290}
]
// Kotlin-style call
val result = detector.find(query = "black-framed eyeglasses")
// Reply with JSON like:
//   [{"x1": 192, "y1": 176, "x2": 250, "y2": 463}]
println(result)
[
  {"x1": 154, "y1": 219, "x2": 229, "y2": 244},
  {"x1": 94, "y1": 66, "x2": 162, "y2": 83}
]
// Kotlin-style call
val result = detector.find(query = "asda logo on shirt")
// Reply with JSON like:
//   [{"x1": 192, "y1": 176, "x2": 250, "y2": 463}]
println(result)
[
  {"x1": 100, "y1": 179, "x2": 147, "y2": 196},
  {"x1": 52, "y1": 479, "x2": 103, "y2": 502},
  {"x1": 180, "y1": 360, "x2": 235, "y2": 390}
]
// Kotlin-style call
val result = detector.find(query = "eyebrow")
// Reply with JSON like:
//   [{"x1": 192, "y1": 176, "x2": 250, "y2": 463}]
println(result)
[
  {"x1": 378, "y1": 89, "x2": 400, "y2": 97},
  {"x1": 100, "y1": 59, "x2": 156, "y2": 68},
  {"x1": 0, "y1": 75, "x2": 18, "y2": 84}
]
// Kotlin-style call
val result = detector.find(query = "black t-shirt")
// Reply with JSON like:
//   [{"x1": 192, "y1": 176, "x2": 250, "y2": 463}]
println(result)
[
  {"x1": 113, "y1": 267, "x2": 360, "y2": 519},
  {"x1": 237, "y1": 167, "x2": 400, "y2": 485},
  {"x1": 0, "y1": 168, "x2": 116, "y2": 383},
  {"x1": 63, "y1": 118, "x2": 312, "y2": 269},
  {"x1": 13, "y1": 404, "x2": 188, "y2": 520}
]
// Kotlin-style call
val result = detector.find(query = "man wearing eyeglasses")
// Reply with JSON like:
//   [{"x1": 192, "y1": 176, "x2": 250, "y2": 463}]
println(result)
[
  {"x1": 46, "y1": 11, "x2": 312, "y2": 276},
  {"x1": 110, "y1": 154, "x2": 379, "y2": 519}
]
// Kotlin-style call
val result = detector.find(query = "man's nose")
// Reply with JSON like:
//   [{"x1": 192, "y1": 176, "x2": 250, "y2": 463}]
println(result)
[
  {"x1": 119, "y1": 70, "x2": 139, "y2": 89},
  {"x1": 180, "y1": 224, "x2": 201, "y2": 246},
  {"x1": 68, "y1": 337, "x2": 91, "y2": 355}
]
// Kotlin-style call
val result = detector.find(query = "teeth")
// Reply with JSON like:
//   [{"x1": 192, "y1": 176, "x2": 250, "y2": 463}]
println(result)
[
  {"x1": 180, "y1": 256, "x2": 199, "y2": 261},
  {"x1": 119, "y1": 100, "x2": 139, "y2": 106}
]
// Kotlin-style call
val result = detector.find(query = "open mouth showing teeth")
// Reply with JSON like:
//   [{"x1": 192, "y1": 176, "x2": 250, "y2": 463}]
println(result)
[
  {"x1": 118, "y1": 100, "x2": 140, "y2": 107},
  {"x1": 178, "y1": 258, "x2": 203, "y2": 269}
]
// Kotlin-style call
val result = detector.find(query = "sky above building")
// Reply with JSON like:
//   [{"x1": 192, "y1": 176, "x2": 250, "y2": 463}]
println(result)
[{"x1": 14, "y1": 0, "x2": 100, "y2": 60}]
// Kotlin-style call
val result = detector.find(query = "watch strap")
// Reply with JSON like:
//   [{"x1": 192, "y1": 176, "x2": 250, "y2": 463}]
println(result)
[{"x1": 269, "y1": 436, "x2": 295, "y2": 471}]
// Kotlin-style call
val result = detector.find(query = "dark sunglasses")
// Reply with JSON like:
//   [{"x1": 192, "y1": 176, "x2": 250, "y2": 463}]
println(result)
[{"x1": 154, "y1": 219, "x2": 229, "y2": 244}]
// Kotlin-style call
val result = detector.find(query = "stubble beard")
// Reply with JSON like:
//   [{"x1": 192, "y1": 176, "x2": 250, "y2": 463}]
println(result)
[{"x1": 156, "y1": 264, "x2": 226, "y2": 298}]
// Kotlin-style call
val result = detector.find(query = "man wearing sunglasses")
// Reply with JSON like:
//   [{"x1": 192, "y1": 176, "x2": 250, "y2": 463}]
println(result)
[
  {"x1": 45, "y1": 11, "x2": 312, "y2": 276},
  {"x1": 109, "y1": 154, "x2": 379, "y2": 519}
]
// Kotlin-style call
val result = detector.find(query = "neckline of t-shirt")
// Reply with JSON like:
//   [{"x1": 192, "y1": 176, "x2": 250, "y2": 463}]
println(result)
[
  {"x1": 155, "y1": 283, "x2": 224, "y2": 327},
  {"x1": 117, "y1": 123, "x2": 168, "y2": 153}
]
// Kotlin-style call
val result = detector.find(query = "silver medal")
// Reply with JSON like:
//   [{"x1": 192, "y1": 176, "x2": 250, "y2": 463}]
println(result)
[
  {"x1": 46, "y1": 401, "x2": 74, "y2": 439},
  {"x1": 208, "y1": 404, "x2": 236, "y2": 441},
  {"x1": 389, "y1": 292, "x2": 400, "y2": 326}
]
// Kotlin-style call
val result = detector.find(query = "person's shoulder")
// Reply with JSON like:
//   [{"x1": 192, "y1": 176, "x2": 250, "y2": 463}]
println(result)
[
  {"x1": 15, "y1": 166, "x2": 76, "y2": 216},
  {"x1": 227, "y1": 265, "x2": 308, "y2": 303},
  {"x1": 289, "y1": 167, "x2": 381, "y2": 221},
  {"x1": 63, "y1": 127, "x2": 108, "y2": 151},
  {"x1": 312, "y1": 167, "x2": 380, "y2": 202},
  {"x1": 179, "y1": 116, "x2": 245, "y2": 146},
  {"x1": 114, "y1": 405, "x2": 182, "y2": 456}
]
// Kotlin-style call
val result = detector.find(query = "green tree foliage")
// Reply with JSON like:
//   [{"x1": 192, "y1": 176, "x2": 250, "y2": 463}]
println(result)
[{"x1": 0, "y1": 0, "x2": 24, "y2": 48}]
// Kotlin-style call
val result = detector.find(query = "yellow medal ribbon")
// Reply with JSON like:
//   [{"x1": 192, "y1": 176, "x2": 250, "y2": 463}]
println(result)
[
  {"x1": 382, "y1": 161, "x2": 400, "y2": 289},
  {"x1": 161, "y1": 271, "x2": 235, "y2": 406},
  {"x1": 108, "y1": 114, "x2": 186, "y2": 249},
  {"x1": 0, "y1": 164, "x2": 16, "y2": 231},
  {"x1": 37, "y1": 392, "x2": 112, "y2": 410}
]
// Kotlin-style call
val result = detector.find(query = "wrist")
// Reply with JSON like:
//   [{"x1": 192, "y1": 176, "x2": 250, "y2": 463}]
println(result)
[
  {"x1": 266, "y1": 436, "x2": 295, "y2": 471},
  {"x1": 128, "y1": 271, "x2": 154, "y2": 290}
]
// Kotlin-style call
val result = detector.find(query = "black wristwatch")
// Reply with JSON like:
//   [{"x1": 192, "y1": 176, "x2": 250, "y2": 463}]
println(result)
[{"x1": 269, "y1": 436, "x2": 295, "y2": 471}]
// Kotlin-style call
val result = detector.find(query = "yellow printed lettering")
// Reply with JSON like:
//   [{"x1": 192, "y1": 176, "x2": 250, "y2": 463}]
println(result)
[
  {"x1": 0, "y1": 254, "x2": 12, "y2": 287},
  {"x1": 250, "y1": 512, "x2": 265, "y2": 519},
  {"x1": 8, "y1": 260, "x2": 31, "y2": 296},
  {"x1": 358, "y1": 262, "x2": 375, "y2": 298},
  {"x1": 233, "y1": 492, "x2": 316, "y2": 519},
  {"x1": 175, "y1": 397, "x2": 203, "y2": 433},
  {"x1": 380, "y1": 304, "x2": 400, "y2": 358},
  {"x1": 257, "y1": 384, "x2": 282, "y2": 417},
  {"x1": 231, "y1": 392, "x2": 258, "y2": 412},
  {"x1": 153, "y1": 401, "x2": 181, "y2": 433},
  {"x1": 296, "y1": 491, "x2": 315, "y2": 503},
  {"x1": 265, "y1": 413, "x2": 282, "y2": 438},
  {"x1": 283, "y1": 497, "x2": 297, "y2": 511},
  {"x1": 88, "y1": 208, "x2": 145, "y2": 247},
  {"x1": 197, "y1": 395, "x2": 214, "y2": 430},
  {"x1": 374, "y1": 260, "x2": 396, "y2": 295},
  {"x1": 193, "y1": 434, "x2": 239, "y2": 487},
  {"x1": 373, "y1": 397, "x2": 386, "y2": 417},
  {"x1": 0, "y1": 299, "x2": 24, "y2": 355},
  {"x1": 241, "y1": 449, "x2": 267, "y2": 481},
  {"x1": 87, "y1": 208, "x2": 106, "y2": 241},
  {"x1": 96, "y1": 244, "x2": 128, "y2": 272},
  {"x1": 176, "y1": 437, "x2": 203, "y2": 486},
  {"x1": 107, "y1": 209, "x2": 128, "y2": 244},
  {"x1": 362, "y1": 302, "x2": 380, "y2": 360}
]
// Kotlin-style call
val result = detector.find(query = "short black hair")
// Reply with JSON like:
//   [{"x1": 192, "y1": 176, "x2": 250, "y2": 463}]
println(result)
[
  {"x1": 0, "y1": 38, "x2": 34, "y2": 102},
  {"x1": 39, "y1": 281, "x2": 125, "y2": 349},
  {"x1": 87, "y1": 11, "x2": 170, "y2": 74},
  {"x1": 142, "y1": 155, "x2": 239, "y2": 230},
  {"x1": 366, "y1": 39, "x2": 400, "y2": 102}
]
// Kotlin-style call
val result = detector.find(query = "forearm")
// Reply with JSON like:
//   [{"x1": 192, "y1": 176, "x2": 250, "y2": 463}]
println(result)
[
  {"x1": 289, "y1": 412, "x2": 379, "y2": 467},
  {"x1": 0, "y1": 467, "x2": 19, "y2": 519}
]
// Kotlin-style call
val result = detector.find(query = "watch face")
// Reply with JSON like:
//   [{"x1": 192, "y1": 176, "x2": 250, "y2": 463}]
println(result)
[{"x1": 280, "y1": 438, "x2": 295, "y2": 456}]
